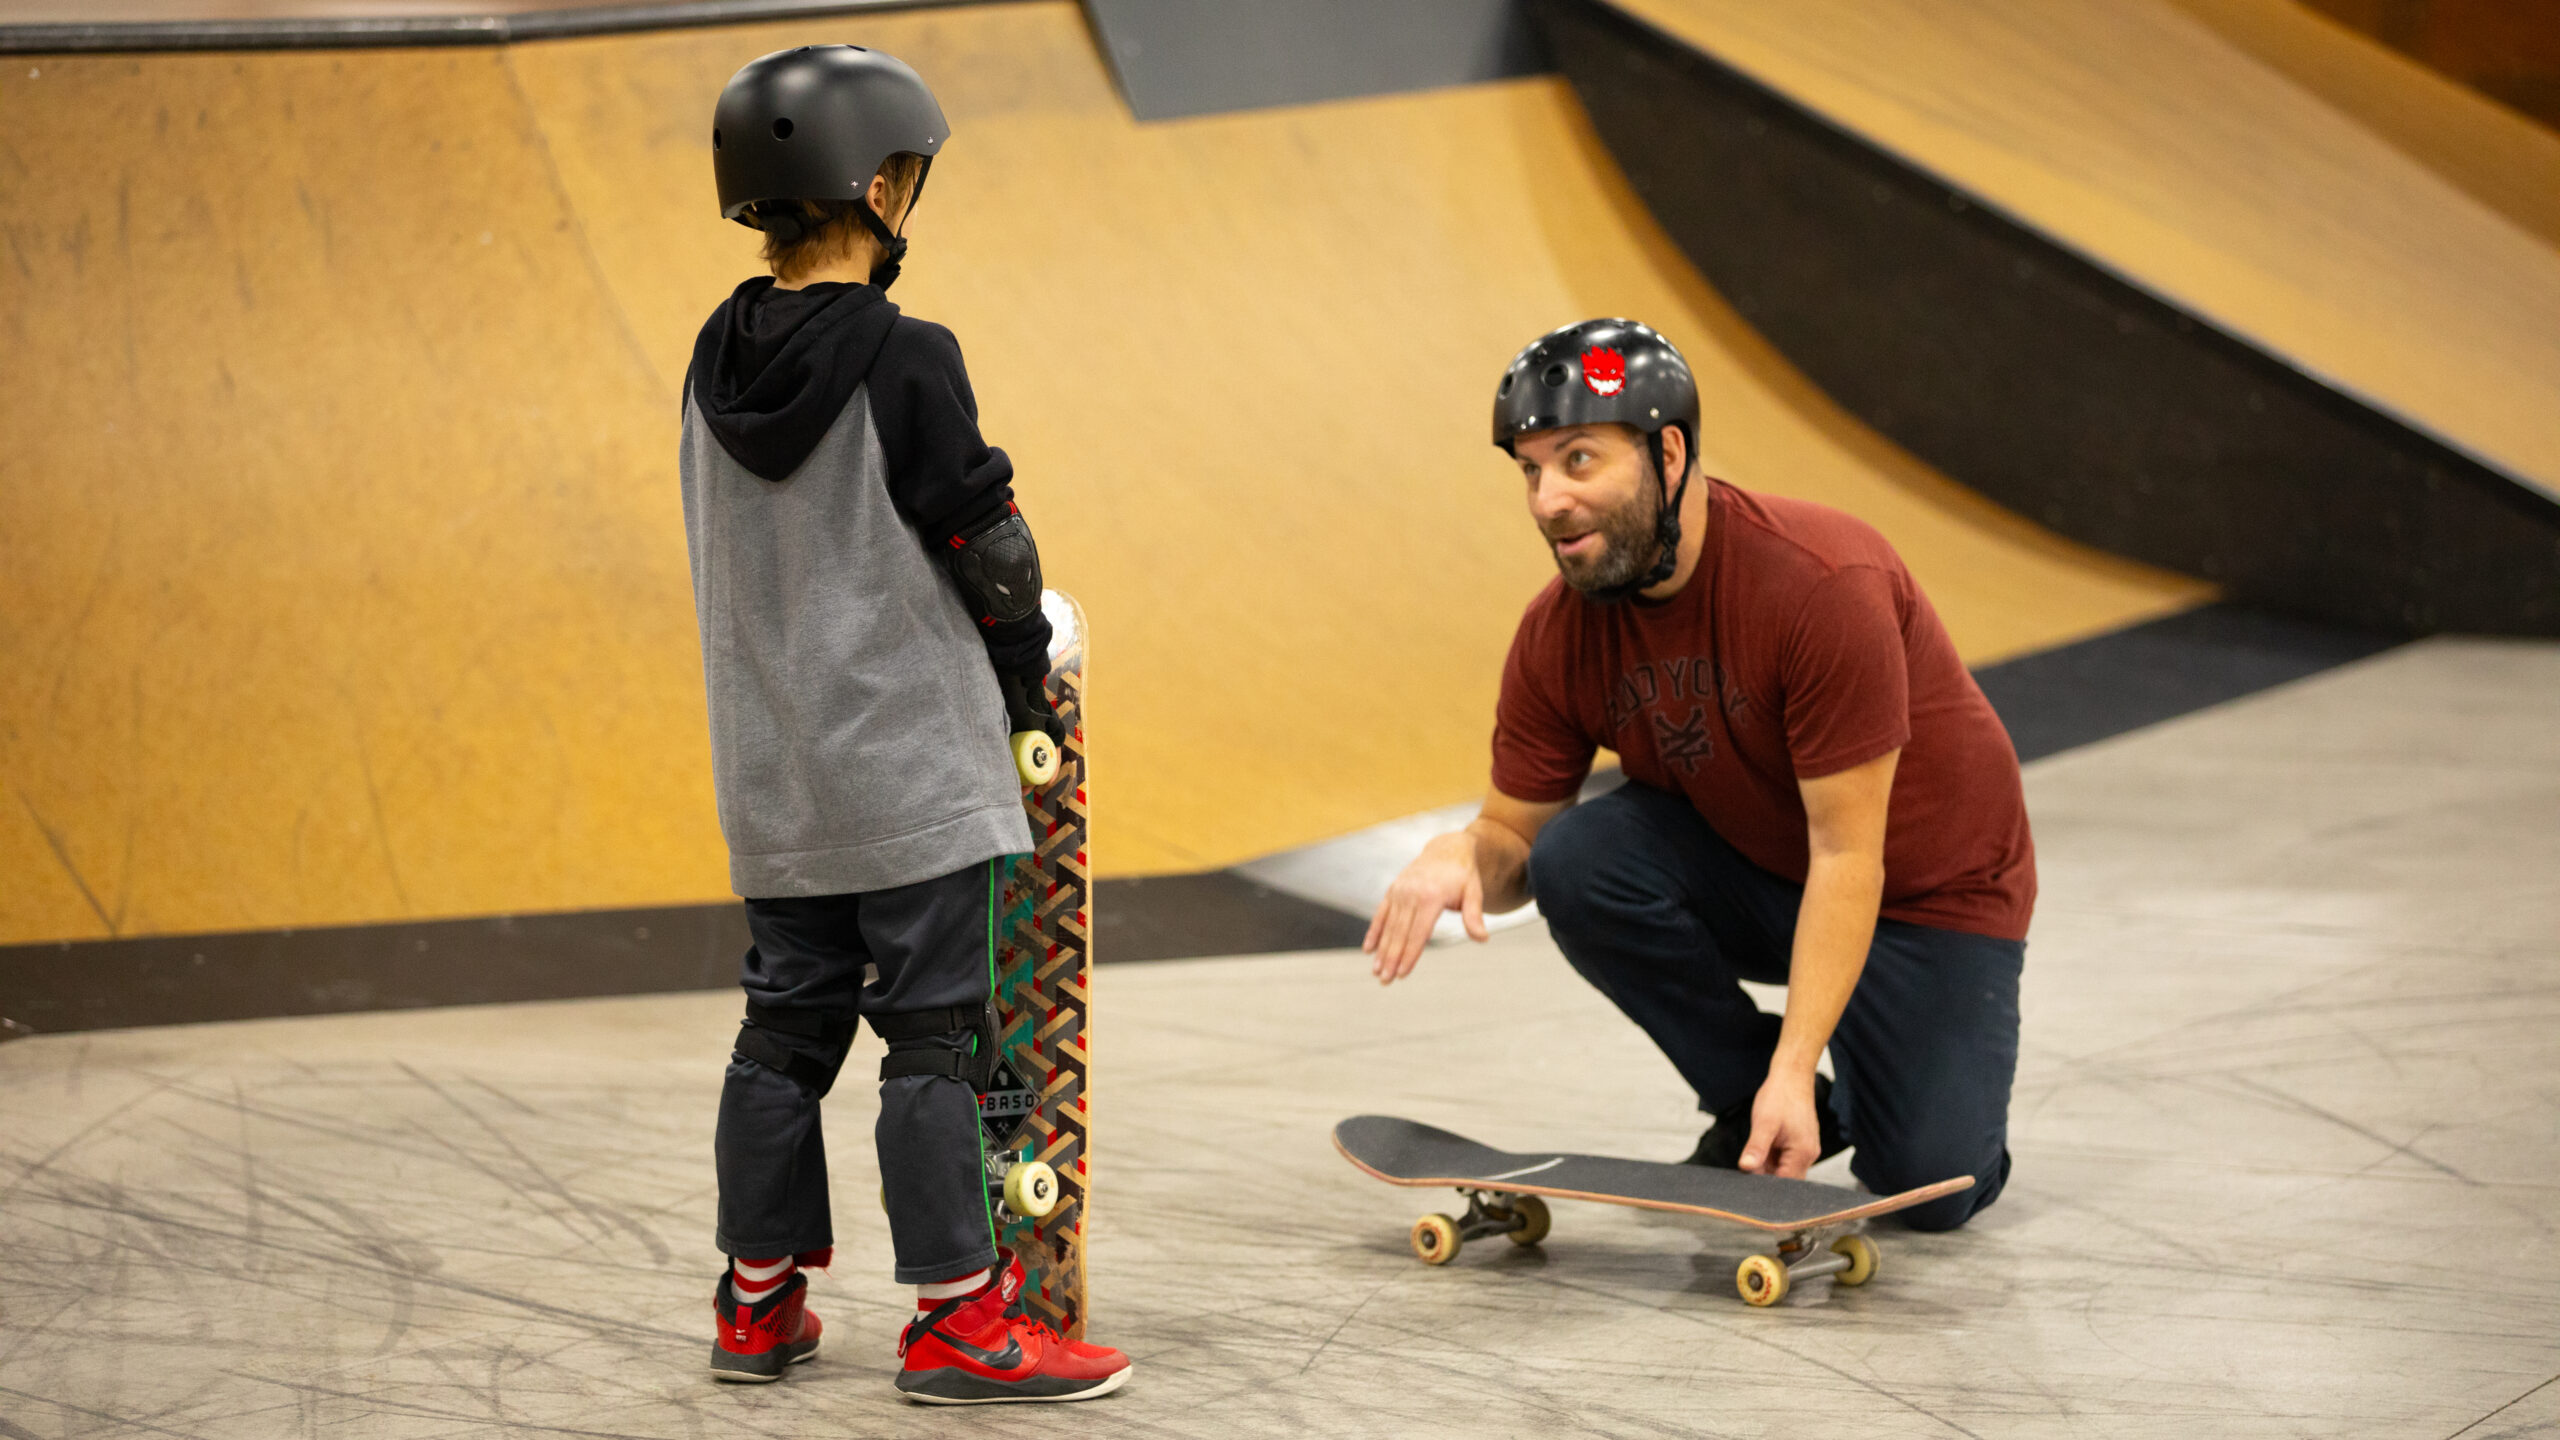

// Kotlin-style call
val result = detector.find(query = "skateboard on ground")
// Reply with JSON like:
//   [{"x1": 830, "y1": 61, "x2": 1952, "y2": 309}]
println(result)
[
  {"x1": 1334, "y1": 1115, "x2": 1972, "y2": 1306},
  {"x1": 979, "y1": 590, "x2": 1093, "y2": 1338}
]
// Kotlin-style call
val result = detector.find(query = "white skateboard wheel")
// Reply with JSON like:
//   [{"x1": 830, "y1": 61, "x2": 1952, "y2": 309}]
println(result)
[
  {"x1": 1003, "y1": 1160, "x2": 1059, "y2": 1219},
  {"x1": 1012, "y1": 731, "x2": 1060, "y2": 787}
]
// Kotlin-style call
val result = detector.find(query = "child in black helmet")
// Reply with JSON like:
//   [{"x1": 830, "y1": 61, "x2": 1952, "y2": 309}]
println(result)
[{"x1": 679, "y1": 44, "x2": 1128, "y2": 1405}]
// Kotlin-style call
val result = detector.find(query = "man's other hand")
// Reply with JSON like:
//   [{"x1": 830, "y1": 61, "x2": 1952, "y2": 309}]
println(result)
[
  {"x1": 1364, "y1": 833, "x2": 1487, "y2": 985},
  {"x1": 1738, "y1": 1069, "x2": 1825, "y2": 1179}
]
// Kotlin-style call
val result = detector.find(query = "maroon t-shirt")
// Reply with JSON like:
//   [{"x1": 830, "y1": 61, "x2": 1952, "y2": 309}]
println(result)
[{"x1": 1493, "y1": 479, "x2": 2036, "y2": 940}]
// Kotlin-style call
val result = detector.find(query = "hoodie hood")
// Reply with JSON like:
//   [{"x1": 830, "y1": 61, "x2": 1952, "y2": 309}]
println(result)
[{"x1": 686, "y1": 277, "x2": 902, "y2": 481}]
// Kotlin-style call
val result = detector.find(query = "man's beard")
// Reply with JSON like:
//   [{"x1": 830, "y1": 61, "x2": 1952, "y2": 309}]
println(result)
[{"x1": 1548, "y1": 477, "x2": 1663, "y2": 594}]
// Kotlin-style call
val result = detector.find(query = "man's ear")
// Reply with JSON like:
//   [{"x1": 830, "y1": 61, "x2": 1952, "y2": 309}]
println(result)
[{"x1": 1661, "y1": 423, "x2": 1691, "y2": 484}]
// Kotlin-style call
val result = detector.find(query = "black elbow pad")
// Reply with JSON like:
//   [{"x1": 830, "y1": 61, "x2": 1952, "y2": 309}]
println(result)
[{"x1": 947, "y1": 504, "x2": 1043, "y2": 626}]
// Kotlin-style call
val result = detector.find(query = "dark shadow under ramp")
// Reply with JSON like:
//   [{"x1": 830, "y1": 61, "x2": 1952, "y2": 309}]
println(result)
[{"x1": 1533, "y1": 0, "x2": 2560, "y2": 637}]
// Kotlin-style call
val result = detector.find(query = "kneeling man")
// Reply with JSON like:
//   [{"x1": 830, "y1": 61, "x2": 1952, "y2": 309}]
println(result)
[{"x1": 1368, "y1": 319, "x2": 2031, "y2": 1229}]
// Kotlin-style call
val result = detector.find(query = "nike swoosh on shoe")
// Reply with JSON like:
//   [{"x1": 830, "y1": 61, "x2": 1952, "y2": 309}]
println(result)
[{"x1": 941, "y1": 1334, "x2": 1026, "y2": 1371}]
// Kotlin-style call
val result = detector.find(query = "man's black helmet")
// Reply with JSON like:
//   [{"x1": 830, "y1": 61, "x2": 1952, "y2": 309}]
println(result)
[
  {"x1": 1492, "y1": 317, "x2": 1697, "y2": 455},
  {"x1": 712, "y1": 46, "x2": 946, "y2": 283},
  {"x1": 1494, "y1": 319, "x2": 1702, "y2": 603}
]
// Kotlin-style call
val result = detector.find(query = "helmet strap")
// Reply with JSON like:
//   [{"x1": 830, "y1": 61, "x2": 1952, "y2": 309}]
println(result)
[
  {"x1": 1584, "y1": 429, "x2": 1689, "y2": 605},
  {"x1": 850, "y1": 203, "x2": 908, "y2": 290},
  {"x1": 852, "y1": 156, "x2": 930, "y2": 291}
]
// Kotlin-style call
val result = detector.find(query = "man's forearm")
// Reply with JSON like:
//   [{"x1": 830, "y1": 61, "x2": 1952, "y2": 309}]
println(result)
[
  {"x1": 1464, "y1": 817, "x2": 1536, "y2": 913},
  {"x1": 1772, "y1": 852, "x2": 1884, "y2": 1077}
]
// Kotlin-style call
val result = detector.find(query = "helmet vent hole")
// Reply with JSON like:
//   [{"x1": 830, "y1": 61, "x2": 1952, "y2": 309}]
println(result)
[
  {"x1": 1498, "y1": 374, "x2": 1514, "y2": 396},
  {"x1": 711, "y1": 128, "x2": 722, "y2": 150},
  {"x1": 1541, "y1": 363, "x2": 1568, "y2": 388},
  {"x1": 772, "y1": 118, "x2": 795, "y2": 140}
]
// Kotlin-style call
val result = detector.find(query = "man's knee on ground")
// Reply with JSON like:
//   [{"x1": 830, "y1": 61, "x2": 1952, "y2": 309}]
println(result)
[{"x1": 1857, "y1": 1143, "x2": 2010, "y2": 1233}]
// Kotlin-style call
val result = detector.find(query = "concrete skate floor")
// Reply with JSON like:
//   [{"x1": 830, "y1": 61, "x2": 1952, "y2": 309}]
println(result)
[{"x1": 3, "y1": 637, "x2": 2555, "y2": 1438}]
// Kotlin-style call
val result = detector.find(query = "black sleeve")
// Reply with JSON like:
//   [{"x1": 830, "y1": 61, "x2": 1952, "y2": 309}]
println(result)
[{"x1": 869, "y1": 318, "x2": 1053, "y2": 675}]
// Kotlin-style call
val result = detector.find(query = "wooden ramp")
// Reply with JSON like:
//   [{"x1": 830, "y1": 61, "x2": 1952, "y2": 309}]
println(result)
[
  {"x1": 1607, "y1": 0, "x2": 2560, "y2": 506},
  {"x1": 0, "y1": 2, "x2": 2199, "y2": 946}
]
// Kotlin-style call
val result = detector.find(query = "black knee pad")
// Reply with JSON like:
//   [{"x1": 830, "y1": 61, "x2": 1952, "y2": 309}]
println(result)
[
  {"x1": 868, "y1": 1002, "x2": 998, "y2": 1090},
  {"x1": 733, "y1": 1000, "x2": 857, "y2": 1096}
]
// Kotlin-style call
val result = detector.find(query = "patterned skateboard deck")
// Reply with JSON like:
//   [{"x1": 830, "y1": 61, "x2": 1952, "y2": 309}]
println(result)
[{"x1": 988, "y1": 590, "x2": 1091, "y2": 1338}]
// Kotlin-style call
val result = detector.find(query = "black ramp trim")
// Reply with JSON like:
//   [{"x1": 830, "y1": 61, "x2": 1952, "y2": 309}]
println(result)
[
  {"x1": 1976, "y1": 603, "x2": 2400, "y2": 764},
  {"x1": 1091, "y1": 871, "x2": 1370, "y2": 963},
  {"x1": 0, "y1": 0, "x2": 1008, "y2": 55},
  {"x1": 0, "y1": 872, "x2": 1371, "y2": 1035},
  {"x1": 1532, "y1": 0, "x2": 2560, "y2": 636},
  {"x1": 1082, "y1": 0, "x2": 1547, "y2": 122},
  {"x1": 0, "y1": 904, "x2": 751, "y2": 1036}
]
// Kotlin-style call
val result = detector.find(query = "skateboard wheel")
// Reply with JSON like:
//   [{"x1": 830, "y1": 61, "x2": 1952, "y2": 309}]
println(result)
[
  {"x1": 1736, "y1": 1253, "x2": 1789, "y2": 1307},
  {"x1": 1003, "y1": 1160, "x2": 1060, "y2": 1219},
  {"x1": 1830, "y1": 1233, "x2": 1879, "y2": 1286},
  {"x1": 1011, "y1": 731, "x2": 1060, "y2": 787},
  {"x1": 1410, "y1": 1213, "x2": 1461, "y2": 1265},
  {"x1": 1505, "y1": 1195, "x2": 1551, "y2": 1247}
]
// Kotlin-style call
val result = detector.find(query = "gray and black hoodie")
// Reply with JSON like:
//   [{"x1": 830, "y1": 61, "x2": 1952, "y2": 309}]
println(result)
[{"x1": 680, "y1": 277, "x2": 1045, "y2": 898}]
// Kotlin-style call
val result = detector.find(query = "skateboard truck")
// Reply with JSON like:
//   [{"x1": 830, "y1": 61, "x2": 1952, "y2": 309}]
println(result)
[
  {"x1": 975, "y1": 1058, "x2": 1060, "y2": 1222},
  {"x1": 1408, "y1": 1189, "x2": 1553, "y2": 1265},
  {"x1": 1735, "y1": 1227, "x2": 1880, "y2": 1306}
]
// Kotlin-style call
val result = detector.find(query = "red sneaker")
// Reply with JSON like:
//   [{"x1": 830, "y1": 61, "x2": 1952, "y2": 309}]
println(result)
[
  {"x1": 708, "y1": 1268, "x2": 822, "y2": 1382},
  {"x1": 895, "y1": 1260, "x2": 1129, "y2": 1405},
  {"x1": 994, "y1": 1251, "x2": 1130, "y2": 1380}
]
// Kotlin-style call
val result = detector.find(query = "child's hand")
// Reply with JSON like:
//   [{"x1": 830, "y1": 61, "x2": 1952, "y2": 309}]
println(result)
[{"x1": 999, "y1": 669, "x2": 1066, "y2": 744}]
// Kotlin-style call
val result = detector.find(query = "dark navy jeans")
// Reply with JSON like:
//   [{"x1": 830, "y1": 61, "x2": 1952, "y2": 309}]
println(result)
[
  {"x1": 1528, "y1": 782, "x2": 2021, "y2": 1231},
  {"x1": 714, "y1": 858, "x2": 1005, "y2": 1283}
]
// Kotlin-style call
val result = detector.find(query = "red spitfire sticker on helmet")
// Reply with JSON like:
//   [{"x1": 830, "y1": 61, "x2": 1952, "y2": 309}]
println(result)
[{"x1": 1582, "y1": 347, "x2": 1627, "y2": 397}]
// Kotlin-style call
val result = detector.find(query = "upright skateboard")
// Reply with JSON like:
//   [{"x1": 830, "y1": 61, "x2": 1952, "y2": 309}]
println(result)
[
  {"x1": 1334, "y1": 1116, "x2": 1972, "y2": 1306},
  {"x1": 979, "y1": 590, "x2": 1093, "y2": 1338}
]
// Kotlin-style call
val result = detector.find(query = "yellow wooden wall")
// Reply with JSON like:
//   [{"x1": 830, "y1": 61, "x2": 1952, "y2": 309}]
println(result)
[
  {"x1": 0, "y1": 5, "x2": 2200, "y2": 945},
  {"x1": 1616, "y1": 0, "x2": 2560, "y2": 502}
]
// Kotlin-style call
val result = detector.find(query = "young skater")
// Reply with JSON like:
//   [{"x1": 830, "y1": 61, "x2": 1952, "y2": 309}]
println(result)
[{"x1": 680, "y1": 44, "x2": 1129, "y2": 1404}]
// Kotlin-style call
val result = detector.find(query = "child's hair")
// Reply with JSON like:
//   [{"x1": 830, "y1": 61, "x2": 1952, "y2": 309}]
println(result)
[{"x1": 760, "y1": 152, "x2": 929, "y2": 282}]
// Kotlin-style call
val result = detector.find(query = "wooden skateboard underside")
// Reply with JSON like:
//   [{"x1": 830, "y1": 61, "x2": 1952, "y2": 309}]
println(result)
[
  {"x1": 1334, "y1": 1116, "x2": 1971, "y2": 1232},
  {"x1": 992, "y1": 591, "x2": 1091, "y2": 1338}
]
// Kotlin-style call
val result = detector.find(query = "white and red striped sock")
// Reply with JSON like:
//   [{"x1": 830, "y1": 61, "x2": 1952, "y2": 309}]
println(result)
[
  {"x1": 729, "y1": 1255, "x2": 795, "y2": 1305},
  {"x1": 916, "y1": 1268, "x2": 992, "y2": 1310}
]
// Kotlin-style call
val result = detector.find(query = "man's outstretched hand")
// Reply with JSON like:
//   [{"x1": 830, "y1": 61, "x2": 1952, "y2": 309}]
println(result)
[
  {"x1": 1364, "y1": 833, "x2": 1489, "y2": 985},
  {"x1": 1737, "y1": 1069, "x2": 1825, "y2": 1180}
]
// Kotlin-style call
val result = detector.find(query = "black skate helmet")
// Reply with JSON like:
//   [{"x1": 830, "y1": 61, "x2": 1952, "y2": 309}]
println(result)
[
  {"x1": 1494, "y1": 319, "x2": 1701, "y2": 601},
  {"x1": 712, "y1": 45, "x2": 949, "y2": 286}
]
